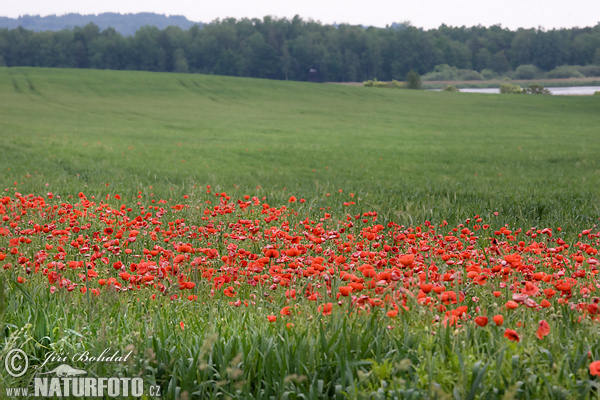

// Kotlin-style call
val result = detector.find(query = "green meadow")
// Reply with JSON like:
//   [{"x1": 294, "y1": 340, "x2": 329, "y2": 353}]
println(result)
[
  {"x1": 1, "y1": 67, "x2": 599, "y2": 229},
  {"x1": 1, "y1": 67, "x2": 600, "y2": 400}
]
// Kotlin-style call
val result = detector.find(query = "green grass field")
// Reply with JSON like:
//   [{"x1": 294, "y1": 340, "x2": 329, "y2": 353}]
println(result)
[
  {"x1": 2, "y1": 67, "x2": 599, "y2": 229},
  {"x1": 1, "y1": 67, "x2": 600, "y2": 399}
]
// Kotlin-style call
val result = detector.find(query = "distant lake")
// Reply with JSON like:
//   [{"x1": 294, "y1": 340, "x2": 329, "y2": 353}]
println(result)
[{"x1": 445, "y1": 86, "x2": 600, "y2": 95}]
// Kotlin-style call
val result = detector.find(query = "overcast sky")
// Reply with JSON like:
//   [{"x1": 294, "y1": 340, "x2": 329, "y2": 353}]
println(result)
[{"x1": 3, "y1": 0, "x2": 599, "y2": 30}]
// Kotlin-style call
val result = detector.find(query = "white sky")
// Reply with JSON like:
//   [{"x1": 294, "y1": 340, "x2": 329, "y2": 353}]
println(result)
[{"x1": 2, "y1": 0, "x2": 600, "y2": 30}]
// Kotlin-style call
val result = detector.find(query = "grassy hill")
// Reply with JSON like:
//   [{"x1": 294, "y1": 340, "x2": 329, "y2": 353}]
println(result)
[
  {"x1": 1, "y1": 67, "x2": 599, "y2": 229},
  {"x1": 0, "y1": 13, "x2": 199, "y2": 36}
]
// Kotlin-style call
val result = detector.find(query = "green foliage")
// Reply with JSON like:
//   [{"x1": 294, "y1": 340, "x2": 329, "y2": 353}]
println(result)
[
  {"x1": 480, "y1": 69, "x2": 497, "y2": 80},
  {"x1": 442, "y1": 85, "x2": 460, "y2": 92},
  {"x1": 547, "y1": 65, "x2": 585, "y2": 79},
  {"x1": 2, "y1": 18, "x2": 600, "y2": 82},
  {"x1": 422, "y1": 64, "x2": 484, "y2": 81},
  {"x1": 499, "y1": 82, "x2": 524, "y2": 94},
  {"x1": 363, "y1": 78, "x2": 403, "y2": 88},
  {"x1": 406, "y1": 70, "x2": 422, "y2": 89},
  {"x1": 514, "y1": 64, "x2": 541, "y2": 80},
  {"x1": 172, "y1": 49, "x2": 189, "y2": 73},
  {"x1": 574, "y1": 64, "x2": 600, "y2": 77},
  {"x1": 525, "y1": 84, "x2": 551, "y2": 95}
]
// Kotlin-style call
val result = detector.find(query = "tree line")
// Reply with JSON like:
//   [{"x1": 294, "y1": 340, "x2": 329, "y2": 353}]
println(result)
[{"x1": 1, "y1": 16, "x2": 599, "y2": 82}]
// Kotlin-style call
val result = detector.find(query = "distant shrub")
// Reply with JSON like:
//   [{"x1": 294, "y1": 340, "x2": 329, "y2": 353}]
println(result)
[
  {"x1": 363, "y1": 78, "x2": 403, "y2": 88},
  {"x1": 406, "y1": 71, "x2": 422, "y2": 89},
  {"x1": 442, "y1": 85, "x2": 459, "y2": 92},
  {"x1": 363, "y1": 78, "x2": 386, "y2": 87},
  {"x1": 575, "y1": 65, "x2": 600, "y2": 77},
  {"x1": 461, "y1": 70, "x2": 485, "y2": 80},
  {"x1": 547, "y1": 65, "x2": 584, "y2": 79},
  {"x1": 525, "y1": 84, "x2": 551, "y2": 95},
  {"x1": 515, "y1": 64, "x2": 541, "y2": 80},
  {"x1": 422, "y1": 64, "x2": 484, "y2": 81},
  {"x1": 434, "y1": 64, "x2": 451, "y2": 72},
  {"x1": 500, "y1": 83, "x2": 524, "y2": 94},
  {"x1": 595, "y1": 91, "x2": 600, "y2": 96},
  {"x1": 481, "y1": 69, "x2": 497, "y2": 80}
]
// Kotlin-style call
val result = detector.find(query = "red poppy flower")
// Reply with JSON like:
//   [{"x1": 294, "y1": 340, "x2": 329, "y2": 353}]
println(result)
[
  {"x1": 589, "y1": 361, "x2": 600, "y2": 376},
  {"x1": 339, "y1": 286, "x2": 352, "y2": 296},
  {"x1": 536, "y1": 320, "x2": 550, "y2": 340},
  {"x1": 398, "y1": 254, "x2": 414, "y2": 266},
  {"x1": 504, "y1": 329, "x2": 519, "y2": 342},
  {"x1": 280, "y1": 306, "x2": 291, "y2": 316},
  {"x1": 505, "y1": 301, "x2": 519, "y2": 310},
  {"x1": 420, "y1": 283, "x2": 433, "y2": 293},
  {"x1": 318, "y1": 303, "x2": 333, "y2": 316},
  {"x1": 474, "y1": 316, "x2": 488, "y2": 327},
  {"x1": 540, "y1": 299, "x2": 551, "y2": 308}
]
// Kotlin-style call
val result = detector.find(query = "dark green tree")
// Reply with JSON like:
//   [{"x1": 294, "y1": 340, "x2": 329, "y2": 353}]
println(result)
[{"x1": 406, "y1": 70, "x2": 422, "y2": 89}]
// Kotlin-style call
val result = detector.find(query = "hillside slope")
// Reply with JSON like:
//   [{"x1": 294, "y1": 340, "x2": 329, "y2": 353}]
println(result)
[
  {"x1": 1, "y1": 67, "x2": 599, "y2": 227},
  {"x1": 0, "y1": 12, "x2": 200, "y2": 35}
]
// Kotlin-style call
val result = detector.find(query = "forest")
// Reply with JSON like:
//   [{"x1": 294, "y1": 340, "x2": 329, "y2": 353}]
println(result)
[{"x1": 1, "y1": 16, "x2": 600, "y2": 82}]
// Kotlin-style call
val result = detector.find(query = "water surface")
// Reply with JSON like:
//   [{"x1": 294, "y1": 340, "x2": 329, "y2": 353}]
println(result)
[{"x1": 455, "y1": 86, "x2": 600, "y2": 95}]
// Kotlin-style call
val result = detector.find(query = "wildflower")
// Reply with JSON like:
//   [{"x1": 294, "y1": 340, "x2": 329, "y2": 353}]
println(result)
[
  {"x1": 504, "y1": 329, "x2": 519, "y2": 342},
  {"x1": 590, "y1": 361, "x2": 600, "y2": 376},
  {"x1": 318, "y1": 303, "x2": 333, "y2": 316},
  {"x1": 505, "y1": 301, "x2": 519, "y2": 310},
  {"x1": 398, "y1": 254, "x2": 414, "y2": 266},
  {"x1": 420, "y1": 283, "x2": 433, "y2": 293},
  {"x1": 280, "y1": 306, "x2": 291, "y2": 316},
  {"x1": 339, "y1": 286, "x2": 352, "y2": 296},
  {"x1": 536, "y1": 320, "x2": 550, "y2": 340},
  {"x1": 535, "y1": 299, "x2": 549, "y2": 310},
  {"x1": 493, "y1": 315, "x2": 504, "y2": 326}
]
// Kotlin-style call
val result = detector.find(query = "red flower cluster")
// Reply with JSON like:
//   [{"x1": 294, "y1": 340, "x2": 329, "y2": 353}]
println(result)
[{"x1": 1, "y1": 190, "x2": 600, "y2": 341}]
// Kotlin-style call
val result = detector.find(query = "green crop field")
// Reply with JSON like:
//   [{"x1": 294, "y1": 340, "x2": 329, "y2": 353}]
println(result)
[
  {"x1": 2, "y1": 67, "x2": 600, "y2": 229},
  {"x1": 1, "y1": 67, "x2": 600, "y2": 399}
]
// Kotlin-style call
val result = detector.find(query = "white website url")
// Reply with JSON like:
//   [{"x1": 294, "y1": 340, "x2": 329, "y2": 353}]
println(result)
[{"x1": 6, "y1": 377, "x2": 159, "y2": 398}]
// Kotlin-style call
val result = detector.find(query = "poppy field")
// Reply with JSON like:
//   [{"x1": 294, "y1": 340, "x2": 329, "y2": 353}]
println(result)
[{"x1": 1, "y1": 67, "x2": 600, "y2": 399}]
